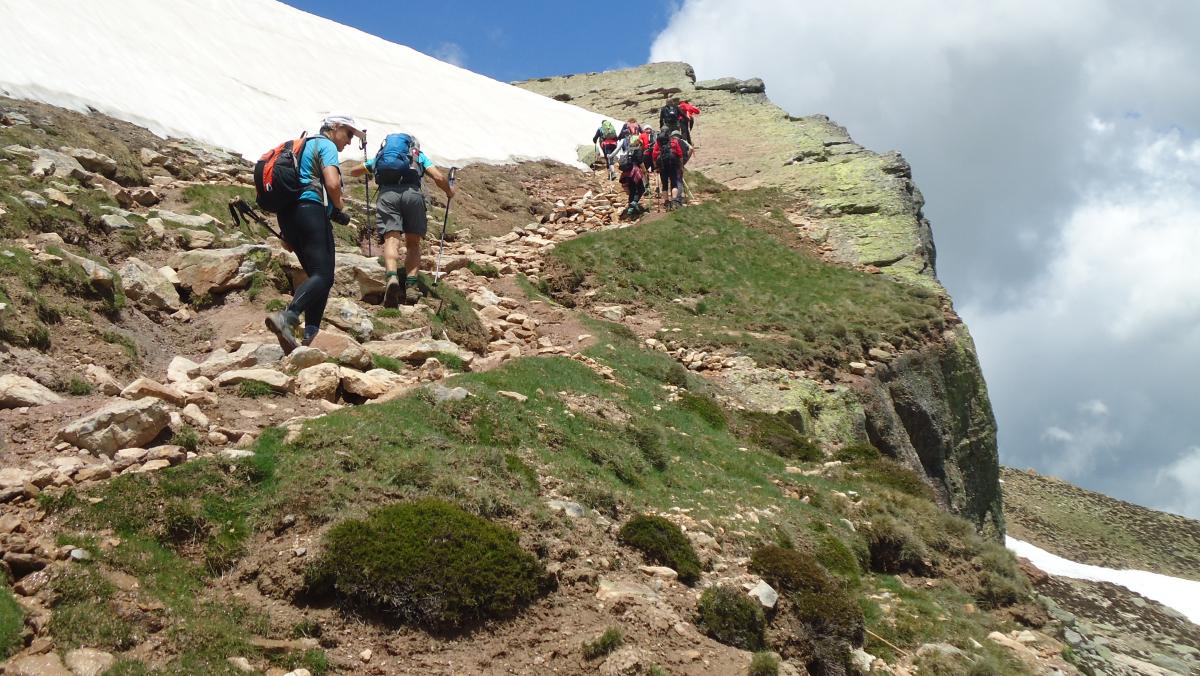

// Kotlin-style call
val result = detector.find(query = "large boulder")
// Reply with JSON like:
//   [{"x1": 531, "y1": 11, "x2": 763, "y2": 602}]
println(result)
[
  {"x1": 30, "y1": 148, "x2": 85, "y2": 178},
  {"x1": 214, "y1": 368, "x2": 292, "y2": 392},
  {"x1": 0, "y1": 374, "x2": 64, "y2": 408},
  {"x1": 362, "y1": 338, "x2": 474, "y2": 365},
  {"x1": 170, "y1": 245, "x2": 269, "y2": 296},
  {"x1": 339, "y1": 367, "x2": 407, "y2": 400},
  {"x1": 294, "y1": 363, "x2": 341, "y2": 401},
  {"x1": 118, "y1": 257, "x2": 183, "y2": 311},
  {"x1": 62, "y1": 147, "x2": 118, "y2": 177},
  {"x1": 58, "y1": 398, "x2": 171, "y2": 455}
]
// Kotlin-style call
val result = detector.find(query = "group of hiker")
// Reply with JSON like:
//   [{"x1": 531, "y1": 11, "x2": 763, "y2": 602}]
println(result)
[
  {"x1": 592, "y1": 96, "x2": 699, "y2": 216},
  {"x1": 252, "y1": 95, "x2": 700, "y2": 356},
  {"x1": 253, "y1": 114, "x2": 454, "y2": 354}
]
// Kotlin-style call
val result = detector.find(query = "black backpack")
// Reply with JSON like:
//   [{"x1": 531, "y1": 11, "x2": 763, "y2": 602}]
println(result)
[
  {"x1": 254, "y1": 133, "x2": 318, "y2": 213},
  {"x1": 662, "y1": 104, "x2": 681, "y2": 129}
]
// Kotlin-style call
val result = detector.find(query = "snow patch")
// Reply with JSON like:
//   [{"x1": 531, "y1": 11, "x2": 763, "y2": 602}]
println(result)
[
  {"x1": 0, "y1": 0, "x2": 610, "y2": 168},
  {"x1": 1006, "y1": 536, "x2": 1200, "y2": 625}
]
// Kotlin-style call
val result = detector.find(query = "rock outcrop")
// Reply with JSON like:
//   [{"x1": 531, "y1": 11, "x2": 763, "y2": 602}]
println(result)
[{"x1": 520, "y1": 63, "x2": 1002, "y2": 534}]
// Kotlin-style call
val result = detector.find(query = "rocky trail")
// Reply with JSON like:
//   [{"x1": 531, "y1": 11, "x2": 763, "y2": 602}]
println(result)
[{"x1": 3, "y1": 98, "x2": 1189, "y2": 675}]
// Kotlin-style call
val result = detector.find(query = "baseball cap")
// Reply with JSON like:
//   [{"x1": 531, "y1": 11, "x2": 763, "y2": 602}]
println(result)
[{"x1": 321, "y1": 113, "x2": 364, "y2": 139}]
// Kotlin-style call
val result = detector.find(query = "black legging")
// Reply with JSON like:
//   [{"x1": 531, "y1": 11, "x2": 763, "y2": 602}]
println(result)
[{"x1": 278, "y1": 200, "x2": 335, "y2": 332}]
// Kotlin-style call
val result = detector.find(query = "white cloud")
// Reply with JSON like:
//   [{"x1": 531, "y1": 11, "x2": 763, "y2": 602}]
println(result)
[
  {"x1": 1079, "y1": 400, "x2": 1109, "y2": 417},
  {"x1": 431, "y1": 42, "x2": 466, "y2": 68},
  {"x1": 1155, "y1": 447, "x2": 1200, "y2": 518},
  {"x1": 650, "y1": 1, "x2": 1200, "y2": 512}
]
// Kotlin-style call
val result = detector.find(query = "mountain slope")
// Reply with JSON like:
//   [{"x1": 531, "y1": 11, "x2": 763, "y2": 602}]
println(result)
[{"x1": 0, "y1": 0, "x2": 603, "y2": 167}]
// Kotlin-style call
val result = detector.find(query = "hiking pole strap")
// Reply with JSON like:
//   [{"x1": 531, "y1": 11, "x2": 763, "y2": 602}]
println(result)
[{"x1": 433, "y1": 167, "x2": 458, "y2": 286}]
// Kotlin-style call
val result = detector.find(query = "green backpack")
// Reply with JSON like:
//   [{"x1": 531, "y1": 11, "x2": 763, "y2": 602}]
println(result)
[{"x1": 600, "y1": 120, "x2": 617, "y2": 140}]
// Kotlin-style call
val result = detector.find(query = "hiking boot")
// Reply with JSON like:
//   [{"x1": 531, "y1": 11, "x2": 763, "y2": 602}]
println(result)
[
  {"x1": 264, "y1": 310, "x2": 300, "y2": 355},
  {"x1": 383, "y1": 276, "x2": 402, "y2": 309}
]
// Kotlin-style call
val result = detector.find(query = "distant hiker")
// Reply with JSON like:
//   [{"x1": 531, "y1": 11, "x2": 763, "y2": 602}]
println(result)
[
  {"x1": 593, "y1": 119, "x2": 619, "y2": 179},
  {"x1": 638, "y1": 124, "x2": 657, "y2": 191},
  {"x1": 679, "y1": 100, "x2": 700, "y2": 143},
  {"x1": 350, "y1": 133, "x2": 455, "y2": 307},
  {"x1": 261, "y1": 113, "x2": 362, "y2": 354},
  {"x1": 619, "y1": 117, "x2": 641, "y2": 140},
  {"x1": 672, "y1": 130, "x2": 693, "y2": 203},
  {"x1": 653, "y1": 127, "x2": 687, "y2": 210},
  {"x1": 659, "y1": 97, "x2": 684, "y2": 137},
  {"x1": 618, "y1": 135, "x2": 647, "y2": 217}
]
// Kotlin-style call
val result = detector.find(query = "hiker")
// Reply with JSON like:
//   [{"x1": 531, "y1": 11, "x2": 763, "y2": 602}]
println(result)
[
  {"x1": 617, "y1": 135, "x2": 647, "y2": 217},
  {"x1": 659, "y1": 97, "x2": 684, "y2": 137},
  {"x1": 671, "y1": 130, "x2": 693, "y2": 204},
  {"x1": 638, "y1": 124, "x2": 657, "y2": 192},
  {"x1": 264, "y1": 113, "x2": 362, "y2": 354},
  {"x1": 653, "y1": 127, "x2": 686, "y2": 210},
  {"x1": 592, "y1": 118, "x2": 620, "y2": 178},
  {"x1": 679, "y1": 100, "x2": 700, "y2": 143},
  {"x1": 619, "y1": 117, "x2": 641, "y2": 140},
  {"x1": 350, "y1": 133, "x2": 455, "y2": 307}
]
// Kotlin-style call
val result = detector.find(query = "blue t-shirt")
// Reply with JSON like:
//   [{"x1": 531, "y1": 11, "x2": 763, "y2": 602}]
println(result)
[{"x1": 298, "y1": 136, "x2": 341, "y2": 208}]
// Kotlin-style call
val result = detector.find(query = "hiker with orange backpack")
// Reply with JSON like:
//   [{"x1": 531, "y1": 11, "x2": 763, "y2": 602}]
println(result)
[
  {"x1": 256, "y1": 113, "x2": 363, "y2": 354},
  {"x1": 617, "y1": 135, "x2": 647, "y2": 218}
]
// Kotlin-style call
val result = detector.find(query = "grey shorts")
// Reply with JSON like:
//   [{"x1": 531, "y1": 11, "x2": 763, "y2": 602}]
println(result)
[{"x1": 376, "y1": 185, "x2": 428, "y2": 238}]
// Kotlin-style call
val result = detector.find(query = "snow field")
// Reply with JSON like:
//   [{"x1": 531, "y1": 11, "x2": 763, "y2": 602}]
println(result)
[{"x1": 0, "y1": 0, "x2": 613, "y2": 168}]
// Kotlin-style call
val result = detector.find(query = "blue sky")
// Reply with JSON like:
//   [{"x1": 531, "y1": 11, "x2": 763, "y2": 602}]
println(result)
[{"x1": 280, "y1": 0, "x2": 675, "y2": 82}]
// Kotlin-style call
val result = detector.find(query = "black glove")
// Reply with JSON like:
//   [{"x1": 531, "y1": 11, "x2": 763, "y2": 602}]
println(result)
[{"x1": 330, "y1": 208, "x2": 351, "y2": 226}]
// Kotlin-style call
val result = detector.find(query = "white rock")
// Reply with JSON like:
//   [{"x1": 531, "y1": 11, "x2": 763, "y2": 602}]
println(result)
[
  {"x1": 283, "y1": 345, "x2": 328, "y2": 371},
  {"x1": 214, "y1": 368, "x2": 292, "y2": 391},
  {"x1": 166, "y1": 356, "x2": 200, "y2": 384},
  {"x1": 0, "y1": 374, "x2": 64, "y2": 408},
  {"x1": 58, "y1": 398, "x2": 170, "y2": 455},
  {"x1": 118, "y1": 257, "x2": 182, "y2": 311},
  {"x1": 324, "y1": 297, "x2": 375, "y2": 340},
  {"x1": 748, "y1": 580, "x2": 778, "y2": 609},
  {"x1": 294, "y1": 363, "x2": 341, "y2": 402},
  {"x1": 83, "y1": 363, "x2": 121, "y2": 396},
  {"x1": 498, "y1": 390, "x2": 528, "y2": 403},
  {"x1": 181, "y1": 403, "x2": 209, "y2": 428}
]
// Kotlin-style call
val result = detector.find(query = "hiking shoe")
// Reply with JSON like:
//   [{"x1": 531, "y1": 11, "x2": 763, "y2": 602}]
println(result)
[
  {"x1": 264, "y1": 310, "x2": 300, "y2": 355},
  {"x1": 383, "y1": 276, "x2": 402, "y2": 309}
]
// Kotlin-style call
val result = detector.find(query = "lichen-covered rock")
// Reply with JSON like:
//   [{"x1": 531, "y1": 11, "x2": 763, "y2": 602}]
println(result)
[
  {"x1": 856, "y1": 326, "x2": 1003, "y2": 537},
  {"x1": 58, "y1": 397, "x2": 170, "y2": 455},
  {"x1": 295, "y1": 363, "x2": 341, "y2": 401},
  {"x1": 324, "y1": 297, "x2": 375, "y2": 340}
]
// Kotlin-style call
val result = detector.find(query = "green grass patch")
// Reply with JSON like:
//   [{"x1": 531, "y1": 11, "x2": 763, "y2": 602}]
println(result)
[
  {"x1": 101, "y1": 330, "x2": 140, "y2": 365},
  {"x1": 237, "y1": 380, "x2": 277, "y2": 398},
  {"x1": 305, "y1": 499, "x2": 550, "y2": 631},
  {"x1": 618, "y1": 514, "x2": 702, "y2": 584},
  {"x1": 173, "y1": 425, "x2": 200, "y2": 453},
  {"x1": 265, "y1": 298, "x2": 287, "y2": 312},
  {"x1": 429, "y1": 351, "x2": 469, "y2": 371},
  {"x1": 749, "y1": 652, "x2": 780, "y2": 676},
  {"x1": 49, "y1": 567, "x2": 137, "y2": 651},
  {"x1": 371, "y1": 353, "x2": 405, "y2": 373},
  {"x1": 545, "y1": 189, "x2": 945, "y2": 368},
  {"x1": 582, "y1": 627, "x2": 624, "y2": 660},
  {"x1": 181, "y1": 184, "x2": 257, "y2": 237},
  {"x1": 0, "y1": 581, "x2": 23, "y2": 658},
  {"x1": 467, "y1": 261, "x2": 500, "y2": 278},
  {"x1": 66, "y1": 377, "x2": 93, "y2": 396}
]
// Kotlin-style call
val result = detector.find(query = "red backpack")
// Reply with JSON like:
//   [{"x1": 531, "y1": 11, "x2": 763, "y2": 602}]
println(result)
[
  {"x1": 253, "y1": 133, "x2": 319, "y2": 213},
  {"x1": 652, "y1": 137, "x2": 683, "y2": 165}
]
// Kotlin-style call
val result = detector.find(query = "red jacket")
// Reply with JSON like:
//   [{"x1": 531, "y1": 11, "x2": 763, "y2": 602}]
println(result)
[{"x1": 679, "y1": 102, "x2": 701, "y2": 119}]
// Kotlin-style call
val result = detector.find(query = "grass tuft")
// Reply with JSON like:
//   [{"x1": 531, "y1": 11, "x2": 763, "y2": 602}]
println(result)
[
  {"x1": 696, "y1": 585, "x2": 766, "y2": 651},
  {"x1": 582, "y1": 627, "x2": 624, "y2": 660}
]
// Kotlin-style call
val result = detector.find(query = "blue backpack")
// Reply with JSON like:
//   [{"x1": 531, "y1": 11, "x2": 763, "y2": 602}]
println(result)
[{"x1": 374, "y1": 133, "x2": 423, "y2": 185}]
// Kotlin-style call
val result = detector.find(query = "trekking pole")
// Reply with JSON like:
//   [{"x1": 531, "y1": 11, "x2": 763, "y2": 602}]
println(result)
[
  {"x1": 227, "y1": 197, "x2": 282, "y2": 240},
  {"x1": 432, "y1": 167, "x2": 458, "y2": 287},
  {"x1": 360, "y1": 130, "x2": 373, "y2": 257}
]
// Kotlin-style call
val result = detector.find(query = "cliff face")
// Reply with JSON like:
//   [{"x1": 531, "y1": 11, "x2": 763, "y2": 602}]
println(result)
[{"x1": 518, "y1": 63, "x2": 1003, "y2": 534}]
